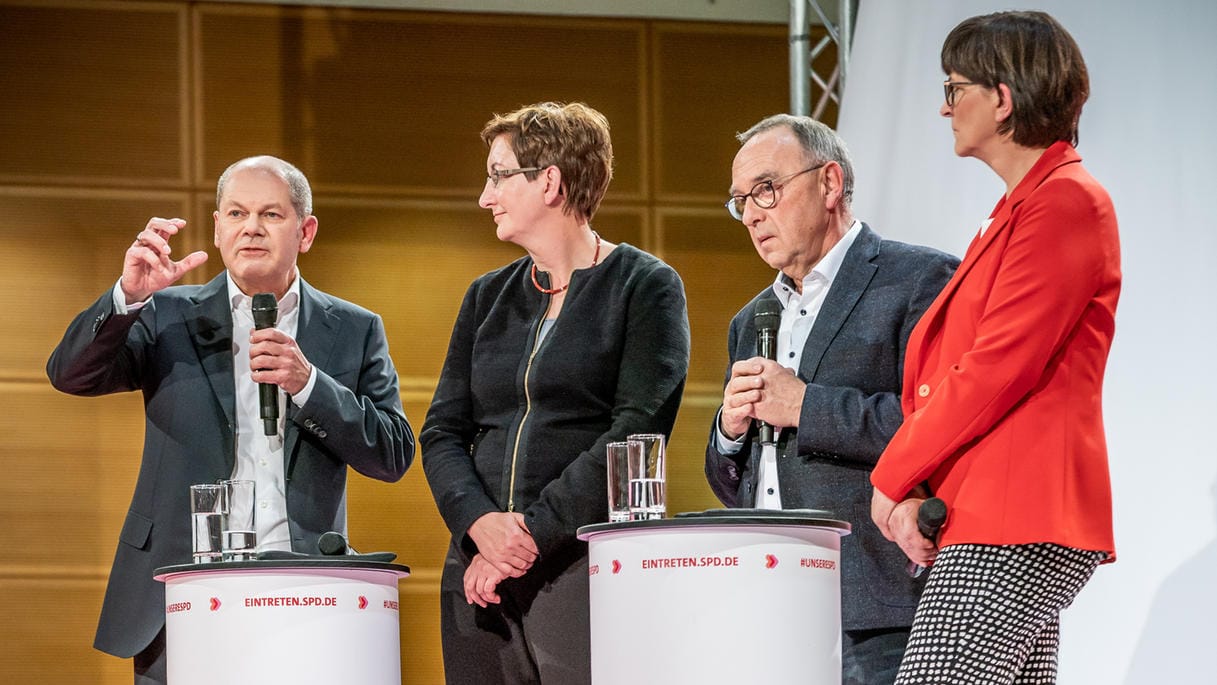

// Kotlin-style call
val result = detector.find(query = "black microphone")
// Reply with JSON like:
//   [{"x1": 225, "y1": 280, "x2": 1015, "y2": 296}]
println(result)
[
  {"x1": 906, "y1": 497, "x2": 948, "y2": 578},
  {"x1": 251, "y1": 293, "x2": 278, "y2": 436},
  {"x1": 917, "y1": 497, "x2": 948, "y2": 540},
  {"x1": 753, "y1": 298, "x2": 782, "y2": 445},
  {"x1": 317, "y1": 531, "x2": 359, "y2": 556}
]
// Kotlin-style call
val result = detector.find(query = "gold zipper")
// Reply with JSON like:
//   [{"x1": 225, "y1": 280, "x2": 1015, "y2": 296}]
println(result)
[{"x1": 506, "y1": 303, "x2": 548, "y2": 512}]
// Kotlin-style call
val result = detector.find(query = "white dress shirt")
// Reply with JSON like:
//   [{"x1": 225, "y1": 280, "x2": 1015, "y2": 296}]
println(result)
[{"x1": 716, "y1": 220, "x2": 863, "y2": 508}]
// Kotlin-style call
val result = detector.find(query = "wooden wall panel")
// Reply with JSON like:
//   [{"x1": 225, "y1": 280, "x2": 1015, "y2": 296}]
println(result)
[
  {"x1": 652, "y1": 23, "x2": 790, "y2": 202},
  {"x1": 0, "y1": 1, "x2": 186, "y2": 185},
  {"x1": 397, "y1": 566, "x2": 444, "y2": 683},
  {"x1": 0, "y1": 384, "x2": 145, "y2": 568},
  {"x1": 0, "y1": 191, "x2": 192, "y2": 380},
  {"x1": 196, "y1": 7, "x2": 647, "y2": 200},
  {"x1": 0, "y1": 578, "x2": 129, "y2": 683},
  {"x1": 664, "y1": 401, "x2": 725, "y2": 515}
]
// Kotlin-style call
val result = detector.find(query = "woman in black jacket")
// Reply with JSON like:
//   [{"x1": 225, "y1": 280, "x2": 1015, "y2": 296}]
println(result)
[{"x1": 421, "y1": 101, "x2": 690, "y2": 684}]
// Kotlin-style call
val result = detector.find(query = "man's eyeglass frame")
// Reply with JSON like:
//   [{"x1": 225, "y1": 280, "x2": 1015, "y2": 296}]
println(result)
[{"x1": 725, "y1": 162, "x2": 827, "y2": 221}]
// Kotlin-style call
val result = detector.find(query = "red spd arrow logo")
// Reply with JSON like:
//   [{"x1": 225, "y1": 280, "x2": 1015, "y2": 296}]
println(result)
[
  {"x1": 611, "y1": 559, "x2": 622, "y2": 574},
  {"x1": 764, "y1": 554, "x2": 779, "y2": 569},
  {"x1": 209, "y1": 597, "x2": 221, "y2": 611},
  {"x1": 357, "y1": 595, "x2": 369, "y2": 610}
]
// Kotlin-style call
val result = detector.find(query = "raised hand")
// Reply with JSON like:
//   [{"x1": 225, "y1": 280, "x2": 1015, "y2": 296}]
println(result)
[{"x1": 120, "y1": 217, "x2": 208, "y2": 304}]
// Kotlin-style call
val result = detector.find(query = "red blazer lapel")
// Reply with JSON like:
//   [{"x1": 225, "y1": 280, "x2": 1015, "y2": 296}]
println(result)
[{"x1": 904, "y1": 142, "x2": 1083, "y2": 393}]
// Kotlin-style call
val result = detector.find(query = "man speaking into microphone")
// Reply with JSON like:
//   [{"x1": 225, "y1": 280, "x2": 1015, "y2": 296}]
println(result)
[
  {"x1": 704, "y1": 115, "x2": 956, "y2": 685},
  {"x1": 47, "y1": 155, "x2": 415, "y2": 685}
]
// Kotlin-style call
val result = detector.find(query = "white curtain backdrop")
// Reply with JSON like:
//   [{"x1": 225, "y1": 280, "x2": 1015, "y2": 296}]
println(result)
[{"x1": 838, "y1": 1, "x2": 1217, "y2": 682}]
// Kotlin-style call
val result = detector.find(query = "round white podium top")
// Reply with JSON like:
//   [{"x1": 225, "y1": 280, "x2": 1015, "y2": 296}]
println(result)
[
  {"x1": 154, "y1": 558, "x2": 410, "y2": 582},
  {"x1": 577, "y1": 508, "x2": 851, "y2": 541}
]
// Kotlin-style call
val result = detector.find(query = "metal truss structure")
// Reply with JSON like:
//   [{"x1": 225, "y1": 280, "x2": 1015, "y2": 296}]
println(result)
[{"x1": 789, "y1": 0, "x2": 857, "y2": 122}]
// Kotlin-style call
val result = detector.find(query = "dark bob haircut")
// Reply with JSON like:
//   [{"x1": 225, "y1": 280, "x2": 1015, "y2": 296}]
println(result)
[{"x1": 942, "y1": 11, "x2": 1089, "y2": 147}]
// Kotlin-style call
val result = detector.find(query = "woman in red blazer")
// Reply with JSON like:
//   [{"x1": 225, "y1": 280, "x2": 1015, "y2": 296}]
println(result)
[{"x1": 870, "y1": 11, "x2": 1120, "y2": 684}]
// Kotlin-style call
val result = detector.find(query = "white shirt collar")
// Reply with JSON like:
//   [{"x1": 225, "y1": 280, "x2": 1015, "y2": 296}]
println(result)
[
  {"x1": 227, "y1": 270, "x2": 302, "y2": 319},
  {"x1": 771, "y1": 219, "x2": 863, "y2": 303}
]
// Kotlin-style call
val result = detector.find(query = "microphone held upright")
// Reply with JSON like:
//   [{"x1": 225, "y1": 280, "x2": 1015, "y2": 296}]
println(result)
[
  {"x1": 251, "y1": 293, "x2": 279, "y2": 436},
  {"x1": 753, "y1": 298, "x2": 782, "y2": 445}
]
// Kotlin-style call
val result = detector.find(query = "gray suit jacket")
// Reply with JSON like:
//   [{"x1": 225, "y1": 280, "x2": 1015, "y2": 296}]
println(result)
[
  {"x1": 705, "y1": 224, "x2": 957, "y2": 630},
  {"x1": 47, "y1": 272, "x2": 414, "y2": 658}
]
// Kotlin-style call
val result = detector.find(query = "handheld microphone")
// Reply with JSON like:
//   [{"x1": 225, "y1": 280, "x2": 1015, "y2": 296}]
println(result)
[
  {"x1": 753, "y1": 298, "x2": 782, "y2": 445},
  {"x1": 906, "y1": 496, "x2": 948, "y2": 578},
  {"x1": 251, "y1": 293, "x2": 278, "y2": 436},
  {"x1": 916, "y1": 497, "x2": 948, "y2": 540},
  {"x1": 317, "y1": 531, "x2": 359, "y2": 556}
]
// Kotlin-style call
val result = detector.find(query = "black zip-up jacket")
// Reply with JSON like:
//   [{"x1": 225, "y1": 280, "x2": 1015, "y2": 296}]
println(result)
[{"x1": 422, "y1": 243, "x2": 690, "y2": 561}]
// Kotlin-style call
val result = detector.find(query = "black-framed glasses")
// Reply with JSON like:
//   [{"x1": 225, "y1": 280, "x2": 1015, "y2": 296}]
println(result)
[
  {"x1": 725, "y1": 163, "x2": 826, "y2": 221},
  {"x1": 943, "y1": 80, "x2": 979, "y2": 107},
  {"x1": 487, "y1": 166, "x2": 545, "y2": 187}
]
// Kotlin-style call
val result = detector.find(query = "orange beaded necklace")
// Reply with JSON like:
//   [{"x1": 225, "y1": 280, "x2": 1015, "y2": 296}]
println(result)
[{"x1": 530, "y1": 231, "x2": 601, "y2": 295}]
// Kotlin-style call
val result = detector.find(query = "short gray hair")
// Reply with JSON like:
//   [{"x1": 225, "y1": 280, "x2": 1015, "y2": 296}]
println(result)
[
  {"x1": 216, "y1": 155, "x2": 313, "y2": 218},
  {"x1": 737, "y1": 114, "x2": 854, "y2": 205}
]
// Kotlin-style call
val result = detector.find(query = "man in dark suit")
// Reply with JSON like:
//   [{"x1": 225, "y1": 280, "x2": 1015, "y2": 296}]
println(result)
[
  {"x1": 705, "y1": 115, "x2": 957, "y2": 685},
  {"x1": 47, "y1": 155, "x2": 415, "y2": 685}
]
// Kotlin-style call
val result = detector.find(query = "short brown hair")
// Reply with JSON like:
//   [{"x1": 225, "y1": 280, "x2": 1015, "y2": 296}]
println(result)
[
  {"x1": 942, "y1": 11, "x2": 1089, "y2": 147},
  {"x1": 481, "y1": 102, "x2": 614, "y2": 221}
]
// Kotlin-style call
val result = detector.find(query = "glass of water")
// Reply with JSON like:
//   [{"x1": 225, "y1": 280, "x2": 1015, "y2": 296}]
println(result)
[
  {"x1": 222, "y1": 479, "x2": 257, "y2": 561},
  {"x1": 190, "y1": 483, "x2": 226, "y2": 563},
  {"x1": 606, "y1": 441, "x2": 631, "y2": 523},
  {"x1": 627, "y1": 433, "x2": 667, "y2": 519}
]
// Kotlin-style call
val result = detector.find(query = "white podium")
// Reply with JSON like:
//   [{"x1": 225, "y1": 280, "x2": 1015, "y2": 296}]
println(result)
[
  {"x1": 577, "y1": 511, "x2": 850, "y2": 685},
  {"x1": 154, "y1": 558, "x2": 410, "y2": 685}
]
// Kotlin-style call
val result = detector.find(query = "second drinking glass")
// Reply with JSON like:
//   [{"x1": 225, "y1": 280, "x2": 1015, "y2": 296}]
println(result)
[{"x1": 626, "y1": 433, "x2": 666, "y2": 519}]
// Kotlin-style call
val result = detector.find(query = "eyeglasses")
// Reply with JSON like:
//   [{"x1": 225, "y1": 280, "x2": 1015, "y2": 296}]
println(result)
[
  {"x1": 725, "y1": 163, "x2": 826, "y2": 221},
  {"x1": 487, "y1": 166, "x2": 545, "y2": 188},
  {"x1": 943, "y1": 80, "x2": 979, "y2": 107}
]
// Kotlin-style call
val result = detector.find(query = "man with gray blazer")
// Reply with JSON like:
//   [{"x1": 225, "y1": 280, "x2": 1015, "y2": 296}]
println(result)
[
  {"x1": 706, "y1": 115, "x2": 957, "y2": 684},
  {"x1": 47, "y1": 156, "x2": 415, "y2": 685}
]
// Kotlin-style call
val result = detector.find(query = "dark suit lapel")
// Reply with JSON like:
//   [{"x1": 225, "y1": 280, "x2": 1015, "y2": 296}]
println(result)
[
  {"x1": 285, "y1": 278, "x2": 340, "y2": 475},
  {"x1": 798, "y1": 224, "x2": 880, "y2": 381},
  {"x1": 185, "y1": 273, "x2": 236, "y2": 470}
]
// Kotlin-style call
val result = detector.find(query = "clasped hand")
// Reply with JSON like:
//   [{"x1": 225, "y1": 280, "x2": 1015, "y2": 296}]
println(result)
[
  {"x1": 871, "y1": 489, "x2": 938, "y2": 568},
  {"x1": 464, "y1": 553, "x2": 507, "y2": 607},
  {"x1": 719, "y1": 357, "x2": 806, "y2": 440},
  {"x1": 464, "y1": 512, "x2": 537, "y2": 606}
]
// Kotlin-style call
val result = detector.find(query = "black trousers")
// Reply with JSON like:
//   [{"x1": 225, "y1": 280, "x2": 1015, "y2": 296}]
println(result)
[
  {"x1": 843, "y1": 626, "x2": 912, "y2": 685},
  {"x1": 439, "y1": 542, "x2": 590, "y2": 685},
  {"x1": 132, "y1": 626, "x2": 167, "y2": 685}
]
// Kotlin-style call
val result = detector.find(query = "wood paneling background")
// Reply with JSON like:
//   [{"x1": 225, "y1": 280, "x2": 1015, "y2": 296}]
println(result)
[{"x1": 0, "y1": 1, "x2": 834, "y2": 681}]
